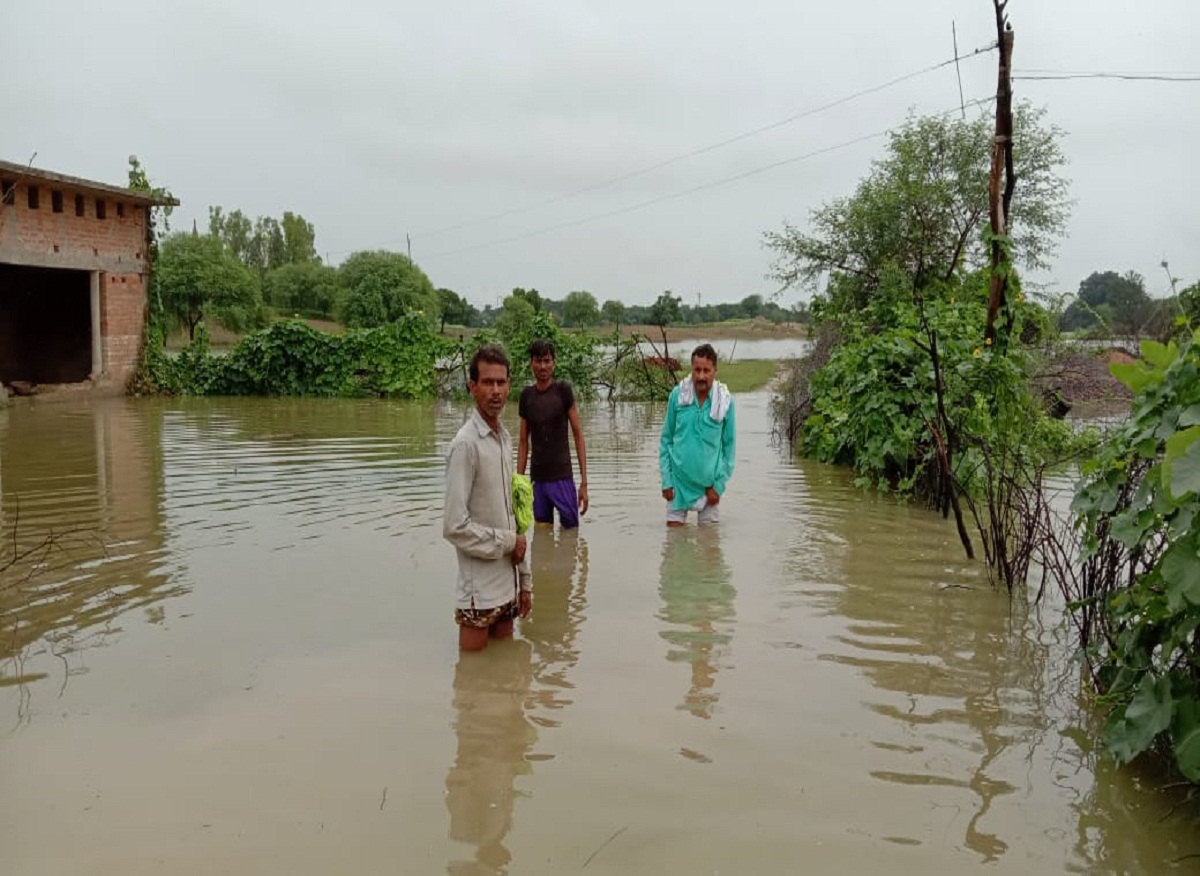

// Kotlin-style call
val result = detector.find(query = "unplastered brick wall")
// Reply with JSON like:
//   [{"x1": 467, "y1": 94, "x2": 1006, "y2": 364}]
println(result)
[
  {"x1": 1, "y1": 180, "x2": 148, "y2": 272},
  {"x1": 100, "y1": 272, "x2": 146, "y2": 387}
]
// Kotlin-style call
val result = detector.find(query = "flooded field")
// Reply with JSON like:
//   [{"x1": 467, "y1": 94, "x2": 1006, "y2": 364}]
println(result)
[{"x1": 1, "y1": 393, "x2": 1197, "y2": 874}]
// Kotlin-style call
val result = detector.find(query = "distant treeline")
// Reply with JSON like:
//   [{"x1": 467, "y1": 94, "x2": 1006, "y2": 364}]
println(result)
[
  {"x1": 153, "y1": 205, "x2": 810, "y2": 340},
  {"x1": 1058, "y1": 269, "x2": 1199, "y2": 338}
]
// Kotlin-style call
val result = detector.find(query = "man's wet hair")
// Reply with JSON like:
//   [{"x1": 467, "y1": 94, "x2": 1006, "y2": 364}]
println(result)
[
  {"x1": 529, "y1": 339, "x2": 555, "y2": 360},
  {"x1": 691, "y1": 343, "x2": 718, "y2": 367},
  {"x1": 469, "y1": 344, "x2": 511, "y2": 382}
]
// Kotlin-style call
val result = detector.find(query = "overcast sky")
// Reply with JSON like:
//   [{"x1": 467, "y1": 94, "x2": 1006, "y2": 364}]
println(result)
[{"x1": 4, "y1": 1, "x2": 1198, "y2": 308}]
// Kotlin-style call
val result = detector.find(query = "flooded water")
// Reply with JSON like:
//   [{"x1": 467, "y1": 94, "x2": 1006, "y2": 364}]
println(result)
[
  {"x1": 667, "y1": 337, "x2": 812, "y2": 362},
  {"x1": 1, "y1": 393, "x2": 1197, "y2": 875}
]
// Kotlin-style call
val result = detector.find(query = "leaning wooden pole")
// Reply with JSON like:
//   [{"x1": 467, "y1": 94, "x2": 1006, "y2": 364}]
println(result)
[{"x1": 983, "y1": 0, "x2": 1015, "y2": 347}]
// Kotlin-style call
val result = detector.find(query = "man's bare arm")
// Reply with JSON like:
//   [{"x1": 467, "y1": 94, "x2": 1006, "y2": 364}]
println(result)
[
  {"x1": 568, "y1": 404, "x2": 589, "y2": 514},
  {"x1": 517, "y1": 417, "x2": 530, "y2": 476}
]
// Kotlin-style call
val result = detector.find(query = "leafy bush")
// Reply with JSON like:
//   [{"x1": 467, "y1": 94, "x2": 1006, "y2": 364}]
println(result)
[
  {"x1": 800, "y1": 274, "x2": 1072, "y2": 497},
  {"x1": 338, "y1": 250, "x2": 439, "y2": 329},
  {"x1": 156, "y1": 232, "x2": 262, "y2": 340},
  {"x1": 148, "y1": 316, "x2": 454, "y2": 399},
  {"x1": 264, "y1": 262, "x2": 343, "y2": 319},
  {"x1": 472, "y1": 310, "x2": 604, "y2": 401},
  {"x1": 1070, "y1": 332, "x2": 1200, "y2": 781},
  {"x1": 143, "y1": 303, "x2": 689, "y2": 404}
]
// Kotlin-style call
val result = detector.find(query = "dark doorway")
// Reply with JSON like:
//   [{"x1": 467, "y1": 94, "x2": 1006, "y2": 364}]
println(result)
[{"x1": 0, "y1": 265, "x2": 92, "y2": 384}]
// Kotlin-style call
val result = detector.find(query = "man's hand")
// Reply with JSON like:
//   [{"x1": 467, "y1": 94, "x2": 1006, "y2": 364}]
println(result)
[
  {"x1": 518, "y1": 590, "x2": 532, "y2": 618},
  {"x1": 578, "y1": 482, "x2": 589, "y2": 516},
  {"x1": 512, "y1": 533, "x2": 527, "y2": 565},
  {"x1": 705, "y1": 486, "x2": 720, "y2": 505},
  {"x1": 662, "y1": 487, "x2": 675, "y2": 502}
]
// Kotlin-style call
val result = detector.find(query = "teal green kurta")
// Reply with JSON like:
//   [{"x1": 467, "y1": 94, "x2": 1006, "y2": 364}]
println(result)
[{"x1": 658, "y1": 385, "x2": 736, "y2": 510}]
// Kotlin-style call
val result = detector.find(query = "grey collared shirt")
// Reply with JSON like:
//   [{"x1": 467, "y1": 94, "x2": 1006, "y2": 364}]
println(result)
[{"x1": 443, "y1": 408, "x2": 532, "y2": 610}]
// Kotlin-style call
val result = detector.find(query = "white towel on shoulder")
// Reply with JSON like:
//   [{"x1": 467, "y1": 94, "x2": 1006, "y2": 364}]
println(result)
[{"x1": 676, "y1": 376, "x2": 732, "y2": 422}]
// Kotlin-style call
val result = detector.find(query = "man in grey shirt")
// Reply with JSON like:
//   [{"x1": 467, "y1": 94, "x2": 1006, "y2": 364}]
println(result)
[{"x1": 443, "y1": 345, "x2": 533, "y2": 651}]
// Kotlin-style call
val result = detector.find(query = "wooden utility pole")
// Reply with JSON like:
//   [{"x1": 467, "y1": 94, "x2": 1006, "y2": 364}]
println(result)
[
  {"x1": 952, "y1": 21, "x2": 966, "y2": 119},
  {"x1": 983, "y1": 0, "x2": 1016, "y2": 347}
]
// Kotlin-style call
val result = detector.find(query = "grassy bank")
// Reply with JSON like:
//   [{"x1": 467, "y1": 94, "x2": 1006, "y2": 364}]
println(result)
[
  {"x1": 167, "y1": 316, "x2": 808, "y2": 359},
  {"x1": 439, "y1": 318, "x2": 808, "y2": 343},
  {"x1": 617, "y1": 318, "x2": 807, "y2": 342},
  {"x1": 718, "y1": 360, "x2": 780, "y2": 393},
  {"x1": 165, "y1": 317, "x2": 344, "y2": 350}
]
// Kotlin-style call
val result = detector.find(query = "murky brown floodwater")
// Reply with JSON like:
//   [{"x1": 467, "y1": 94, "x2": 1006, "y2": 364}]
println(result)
[{"x1": 1, "y1": 393, "x2": 1197, "y2": 875}]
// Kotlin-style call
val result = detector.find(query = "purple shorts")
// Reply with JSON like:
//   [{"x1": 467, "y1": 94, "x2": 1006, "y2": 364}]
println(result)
[{"x1": 533, "y1": 478, "x2": 579, "y2": 528}]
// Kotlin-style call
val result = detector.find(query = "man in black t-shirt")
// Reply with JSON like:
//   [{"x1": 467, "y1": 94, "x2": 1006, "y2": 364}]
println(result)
[{"x1": 517, "y1": 339, "x2": 589, "y2": 528}]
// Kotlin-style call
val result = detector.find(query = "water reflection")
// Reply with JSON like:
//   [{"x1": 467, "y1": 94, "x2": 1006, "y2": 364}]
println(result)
[
  {"x1": 0, "y1": 401, "x2": 178, "y2": 726},
  {"x1": 792, "y1": 463, "x2": 1089, "y2": 862},
  {"x1": 657, "y1": 526, "x2": 735, "y2": 721},
  {"x1": 443, "y1": 529, "x2": 588, "y2": 875},
  {"x1": 445, "y1": 639, "x2": 536, "y2": 876},
  {"x1": 823, "y1": 500, "x2": 1024, "y2": 860},
  {"x1": 524, "y1": 528, "x2": 589, "y2": 719},
  {"x1": 2, "y1": 396, "x2": 1199, "y2": 872},
  {"x1": 0, "y1": 397, "x2": 456, "y2": 730},
  {"x1": 589, "y1": 401, "x2": 665, "y2": 458},
  {"x1": 158, "y1": 398, "x2": 447, "y2": 537}
]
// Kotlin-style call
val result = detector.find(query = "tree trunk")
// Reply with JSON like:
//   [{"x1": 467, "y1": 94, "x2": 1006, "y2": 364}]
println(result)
[{"x1": 984, "y1": 1, "x2": 1015, "y2": 348}]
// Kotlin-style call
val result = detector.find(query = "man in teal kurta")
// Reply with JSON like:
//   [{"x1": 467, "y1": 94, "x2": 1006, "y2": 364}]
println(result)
[{"x1": 659, "y1": 344, "x2": 736, "y2": 526}]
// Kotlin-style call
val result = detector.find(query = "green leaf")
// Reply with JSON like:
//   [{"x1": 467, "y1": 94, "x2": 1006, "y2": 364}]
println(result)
[
  {"x1": 1105, "y1": 675, "x2": 1174, "y2": 764},
  {"x1": 1179, "y1": 404, "x2": 1200, "y2": 428},
  {"x1": 1161, "y1": 534, "x2": 1200, "y2": 610},
  {"x1": 1109, "y1": 361, "x2": 1154, "y2": 394},
  {"x1": 1171, "y1": 504, "x2": 1197, "y2": 537},
  {"x1": 1163, "y1": 425, "x2": 1200, "y2": 499},
  {"x1": 1140, "y1": 339, "x2": 1177, "y2": 370},
  {"x1": 1096, "y1": 479, "x2": 1124, "y2": 515},
  {"x1": 1172, "y1": 697, "x2": 1200, "y2": 782},
  {"x1": 1110, "y1": 507, "x2": 1156, "y2": 550}
]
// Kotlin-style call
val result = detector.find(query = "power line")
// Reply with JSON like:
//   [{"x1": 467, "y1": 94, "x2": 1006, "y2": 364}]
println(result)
[
  {"x1": 1015, "y1": 71, "x2": 1200, "y2": 82},
  {"x1": 1020, "y1": 67, "x2": 1200, "y2": 75},
  {"x1": 408, "y1": 44, "x2": 997, "y2": 242},
  {"x1": 419, "y1": 134, "x2": 879, "y2": 259},
  {"x1": 419, "y1": 98, "x2": 991, "y2": 262},
  {"x1": 326, "y1": 47, "x2": 998, "y2": 262}
]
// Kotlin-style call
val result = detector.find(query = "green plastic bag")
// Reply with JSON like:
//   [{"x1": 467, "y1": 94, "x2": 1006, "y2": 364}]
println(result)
[{"x1": 512, "y1": 473, "x2": 533, "y2": 533}]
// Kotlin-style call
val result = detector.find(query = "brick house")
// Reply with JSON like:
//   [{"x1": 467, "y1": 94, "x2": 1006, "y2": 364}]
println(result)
[{"x1": 0, "y1": 159, "x2": 178, "y2": 393}]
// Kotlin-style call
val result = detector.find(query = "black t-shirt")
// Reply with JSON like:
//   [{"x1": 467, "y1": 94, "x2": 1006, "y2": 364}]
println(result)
[{"x1": 518, "y1": 381, "x2": 575, "y2": 482}]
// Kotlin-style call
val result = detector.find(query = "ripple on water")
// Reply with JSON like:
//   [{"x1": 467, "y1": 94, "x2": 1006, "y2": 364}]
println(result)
[{"x1": 2, "y1": 396, "x2": 1199, "y2": 874}]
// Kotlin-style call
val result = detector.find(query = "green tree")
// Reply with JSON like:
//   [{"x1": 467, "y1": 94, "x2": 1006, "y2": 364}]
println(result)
[
  {"x1": 766, "y1": 103, "x2": 1076, "y2": 574},
  {"x1": 1061, "y1": 270, "x2": 1154, "y2": 336},
  {"x1": 601, "y1": 298, "x2": 626, "y2": 327},
  {"x1": 562, "y1": 290, "x2": 600, "y2": 327},
  {"x1": 766, "y1": 104, "x2": 1070, "y2": 318},
  {"x1": 209, "y1": 206, "x2": 318, "y2": 272},
  {"x1": 511, "y1": 287, "x2": 544, "y2": 313},
  {"x1": 437, "y1": 288, "x2": 478, "y2": 332},
  {"x1": 157, "y1": 232, "x2": 261, "y2": 340},
  {"x1": 495, "y1": 294, "x2": 536, "y2": 342},
  {"x1": 739, "y1": 294, "x2": 764, "y2": 319},
  {"x1": 542, "y1": 296, "x2": 565, "y2": 323},
  {"x1": 338, "y1": 250, "x2": 439, "y2": 329},
  {"x1": 251, "y1": 216, "x2": 287, "y2": 273},
  {"x1": 648, "y1": 291, "x2": 682, "y2": 328},
  {"x1": 264, "y1": 262, "x2": 342, "y2": 318},
  {"x1": 208, "y1": 206, "x2": 255, "y2": 264},
  {"x1": 281, "y1": 211, "x2": 318, "y2": 264}
]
